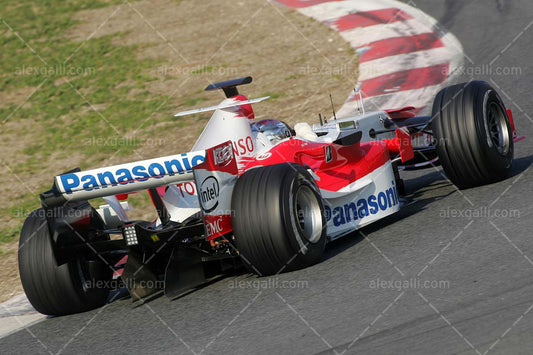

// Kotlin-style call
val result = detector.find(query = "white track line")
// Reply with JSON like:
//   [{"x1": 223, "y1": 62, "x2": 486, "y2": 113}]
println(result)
[
  {"x1": 300, "y1": 0, "x2": 402, "y2": 22},
  {"x1": 0, "y1": 294, "x2": 46, "y2": 339},
  {"x1": 358, "y1": 47, "x2": 452, "y2": 82},
  {"x1": 337, "y1": 84, "x2": 444, "y2": 117},
  {"x1": 339, "y1": 19, "x2": 434, "y2": 48},
  {"x1": 364, "y1": 84, "x2": 443, "y2": 112}
]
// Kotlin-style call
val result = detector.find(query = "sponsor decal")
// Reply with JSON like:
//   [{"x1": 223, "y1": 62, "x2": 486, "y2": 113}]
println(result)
[
  {"x1": 232, "y1": 136, "x2": 254, "y2": 157},
  {"x1": 199, "y1": 176, "x2": 220, "y2": 213},
  {"x1": 325, "y1": 182, "x2": 399, "y2": 227},
  {"x1": 60, "y1": 154, "x2": 205, "y2": 194},
  {"x1": 206, "y1": 215, "x2": 224, "y2": 237},
  {"x1": 214, "y1": 144, "x2": 234, "y2": 167},
  {"x1": 256, "y1": 152, "x2": 272, "y2": 160},
  {"x1": 204, "y1": 214, "x2": 233, "y2": 240},
  {"x1": 175, "y1": 182, "x2": 196, "y2": 197}
]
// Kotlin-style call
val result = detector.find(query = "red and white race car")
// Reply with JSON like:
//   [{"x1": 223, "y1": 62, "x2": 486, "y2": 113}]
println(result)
[{"x1": 19, "y1": 77, "x2": 522, "y2": 315}]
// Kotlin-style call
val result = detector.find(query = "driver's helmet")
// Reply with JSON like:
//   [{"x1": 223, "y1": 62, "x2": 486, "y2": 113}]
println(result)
[{"x1": 251, "y1": 119, "x2": 292, "y2": 144}]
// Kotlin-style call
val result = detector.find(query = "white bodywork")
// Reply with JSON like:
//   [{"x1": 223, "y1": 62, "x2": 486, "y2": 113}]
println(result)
[
  {"x1": 312, "y1": 111, "x2": 395, "y2": 143},
  {"x1": 322, "y1": 161, "x2": 400, "y2": 240}
]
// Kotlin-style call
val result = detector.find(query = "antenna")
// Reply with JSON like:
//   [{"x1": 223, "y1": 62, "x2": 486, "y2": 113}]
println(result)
[
  {"x1": 318, "y1": 113, "x2": 323, "y2": 126},
  {"x1": 329, "y1": 93, "x2": 337, "y2": 121},
  {"x1": 353, "y1": 83, "x2": 365, "y2": 115},
  {"x1": 354, "y1": 87, "x2": 360, "y2": 114}
]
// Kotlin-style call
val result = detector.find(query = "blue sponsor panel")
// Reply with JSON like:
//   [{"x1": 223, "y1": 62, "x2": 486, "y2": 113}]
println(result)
[
  {"x1": 324, "y1": 181, "x2": 400, "y2": 227},
  {"x1": 59, "y1": 153, "x2": 205, "y2": 194}
]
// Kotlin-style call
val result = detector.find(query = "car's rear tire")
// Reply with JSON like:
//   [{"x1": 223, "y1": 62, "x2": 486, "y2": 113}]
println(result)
[
  {"x1": 18, "y1": 208, "x2": 112, "y2": 316},
  {"x1": 231, "y1": 163, "x2": 326, "y2": 276},
  {"x1": 431, "y1": 81, "x2": 514, "y2": 189}
]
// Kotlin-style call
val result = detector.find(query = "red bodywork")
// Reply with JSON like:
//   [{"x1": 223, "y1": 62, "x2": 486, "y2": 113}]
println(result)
[{"x1": 242, "y1": 138, "x2": 391, "y2": 193}]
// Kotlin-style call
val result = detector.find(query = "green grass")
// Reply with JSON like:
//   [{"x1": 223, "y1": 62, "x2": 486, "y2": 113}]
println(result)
[
  {"x1": 284, "y1": 73, "x2": 303, "y2": 81},
  {"x1": 0, "y1": 0, "x2": 190, "y2": 243},
  {"x1": 183, "y1": 97, "x2": 207, "y2": 106},
  {"x1": 0, "y1": 0, "x2": 182, "y2": 166},
  {"x1": 0, "y1": 191, "x2": 41, "y2": 244},
  {"x1": 0, "y1": 226, "x2": 23, "y2": 245},
  {"x1": 191, "y1": 65, "x2": 213, "y2": 74}
]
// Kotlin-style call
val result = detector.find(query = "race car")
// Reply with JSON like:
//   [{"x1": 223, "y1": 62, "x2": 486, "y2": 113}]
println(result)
[{"x1": 18, "y1": 76, "x2": 522, "y2": 316}]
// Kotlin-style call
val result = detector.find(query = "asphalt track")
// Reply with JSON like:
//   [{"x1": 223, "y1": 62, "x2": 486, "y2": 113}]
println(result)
[{"x1": 2, "y1": 1, "x2": 533, "y2": 354}]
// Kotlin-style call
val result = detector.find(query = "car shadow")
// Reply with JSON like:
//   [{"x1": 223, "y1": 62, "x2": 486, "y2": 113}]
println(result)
[
  {"x1": 509, "y1": 154, "x2": 532, "y2": 178},
  {"x1": 323, "y1": 169, "x2": 458, "y2": 261}
]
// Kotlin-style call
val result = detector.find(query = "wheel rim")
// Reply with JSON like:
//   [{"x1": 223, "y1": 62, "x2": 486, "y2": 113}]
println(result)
[
  {"x1": 294, "y1": 185, "x2": 323, "y2": 244},
  {"x1": 486, "y1": 101, "x2": 510, "y2": 155}
]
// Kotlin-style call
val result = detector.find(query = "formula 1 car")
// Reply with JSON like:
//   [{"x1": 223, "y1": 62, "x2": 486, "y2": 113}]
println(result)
[{"x1": 18, "y1": 77, "x2": 522, "y2": 316}]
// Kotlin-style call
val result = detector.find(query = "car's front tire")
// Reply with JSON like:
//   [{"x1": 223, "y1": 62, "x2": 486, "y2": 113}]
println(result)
[
  {"x1": 231, "y1": 163, "x2": 326, "y2": 276},
  {"x1": 431, "y1": 81, "x2": 514, "y2": 189}
]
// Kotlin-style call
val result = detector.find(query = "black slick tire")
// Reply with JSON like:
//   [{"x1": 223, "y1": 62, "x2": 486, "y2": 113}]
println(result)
[
  {"x1": 231, "y1": 163, "x2": 326, "y2": 276},
  {"x1": 18, "y1": 208, "x2": 111, "y2": 316},
  {"x1": 431, "y1": 81, "x2": 514, "y2": 188}
]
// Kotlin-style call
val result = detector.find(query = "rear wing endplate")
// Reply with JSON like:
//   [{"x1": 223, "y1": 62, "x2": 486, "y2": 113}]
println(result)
[{"x1": 193, "y1": 141, "x2": 238, "y2": 240}]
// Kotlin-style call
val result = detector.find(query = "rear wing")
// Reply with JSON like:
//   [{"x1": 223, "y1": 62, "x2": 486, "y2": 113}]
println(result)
[
  {"x1": 174, "y1": 96, "x2": 269, "y2": 118},
  {"x1": 41, "y1": 150, "x2": 206, "y2": 208},
  {"x1": 205, "y1": 76, "x2": 252, "y2": 98}
]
